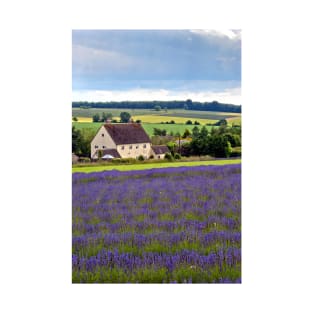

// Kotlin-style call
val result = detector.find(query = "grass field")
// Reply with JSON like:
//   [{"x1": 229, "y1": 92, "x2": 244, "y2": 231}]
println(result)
[
  {"x1": 132, "y1": 115, "x2": 216, "y2": 125},
  {"x1": 73, "y1": 108, "x2": 241, "y2": 120},
  {"x1": 72, "y1": 122, "x2": 212, "y2": 137},
  {"x1": 141, "y1": 123, "x2": 212, "y2": 136},
  {"x1": 73, "y1": 108, "x2": 158, "y2": 118},
  {"x1": 72, "y1": 159, "x2": 241, "y2": 173},
  {"x1": 72, "y1": 108, "x2": 241, "y2": 136}
]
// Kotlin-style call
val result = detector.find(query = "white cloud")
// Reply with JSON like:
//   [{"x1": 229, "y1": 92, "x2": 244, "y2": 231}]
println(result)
[
  {"x1": 190, "y1": 29, "x2": 241, "y2": 41},
  {"x1": 72, "y1": 87, "x2": 241, "y2": 105},
  {"x1": 72, "y1": 44, "x2": 136, "y2": 73}
]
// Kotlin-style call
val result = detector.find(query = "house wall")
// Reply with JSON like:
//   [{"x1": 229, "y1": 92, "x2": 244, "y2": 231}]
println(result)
[
  {"x1": 91, "y1": 126, "x2": 116, "y2": 159},
  {"x1": 117, "y1": 143, "x2": 152, "y2": 159},
  {"x1": 151, "y1": 151, "x2": 166, "y2": 159}
]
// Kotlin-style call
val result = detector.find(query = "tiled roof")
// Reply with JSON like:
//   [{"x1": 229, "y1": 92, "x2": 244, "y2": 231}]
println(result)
[
  {"x1": 104, "y1": 123, "x2": 151, "y2": 145},
  {"x1": 151, "y1": 145, "x2": 170, "y2": 155},
  {"x1": 102, "y1": 149, "x2": 121, "y2": 158}
]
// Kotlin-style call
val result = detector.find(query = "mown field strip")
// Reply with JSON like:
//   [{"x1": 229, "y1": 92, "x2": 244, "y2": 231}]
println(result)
[
  {"x1": 72, "y1": 122, "x2": 213, "y2": 137},
  {"x1": 72, "y1": 159, "x2": 241, "y2": 173},
  {"x1": 132, "y1": 115, "x2": 216, "y2": 124}
]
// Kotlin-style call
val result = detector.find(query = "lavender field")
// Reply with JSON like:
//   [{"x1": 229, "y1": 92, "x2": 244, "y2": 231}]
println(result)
[{"x1": 72, "y1": 164, "x2": 241, "y2": 283}]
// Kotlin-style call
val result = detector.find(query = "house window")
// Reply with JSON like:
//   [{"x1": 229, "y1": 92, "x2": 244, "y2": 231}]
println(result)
[
  {"x1": 143, "y1": 144, "x2": 146, "y2": 148},
  {"x1": 95, "y1": 145, "x2": 98, "y2": 149},
  {"x1": 102, "y1": 146, "x2": 106, "y2": 149},
  {"x1": 129, "y1": 145, "x2": 132, "y2": 149},
  {"x1": 101, "y1": 134, "x2": 104, "y2": 137},
  {"x1": 121, "y1": 146, "x2": 124, "y2": 150},
  {"x1": 136, "y1": 145, "x2": 139, "y2": 149}
]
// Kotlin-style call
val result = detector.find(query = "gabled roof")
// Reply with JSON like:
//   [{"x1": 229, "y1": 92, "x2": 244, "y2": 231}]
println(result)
[
  {"x1": 103, "y1": 123, "x2": 151, "y2": 145},
  {"x1": 151, "y1": 145, "x2": 170, "y2": 155},
  {"x1": 102, "y1": 149, "x2": 121, "y2": 158}
]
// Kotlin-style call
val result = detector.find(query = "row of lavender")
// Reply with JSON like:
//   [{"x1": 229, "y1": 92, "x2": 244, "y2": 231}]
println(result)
[{"x1": 72, "y1": 165, "x2": 241, "y2": 283}]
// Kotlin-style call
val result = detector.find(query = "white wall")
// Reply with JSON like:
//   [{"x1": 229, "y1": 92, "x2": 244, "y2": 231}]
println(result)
[
  {"x1": 117, "y1": 143, "x2": 152, "y2": 159},
  {"x1": 90, "y1": 126, "x2": 116, "y2": 159}
]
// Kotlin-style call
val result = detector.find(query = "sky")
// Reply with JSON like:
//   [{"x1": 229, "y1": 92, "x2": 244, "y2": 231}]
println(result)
[{"x1": 72, "y1": 30, "x2": 241, "y2": 105}]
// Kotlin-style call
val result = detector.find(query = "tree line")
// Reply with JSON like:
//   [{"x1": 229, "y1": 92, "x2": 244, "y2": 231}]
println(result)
[
  {"x1": 173, "y1": 123, "x2": 241, "y2": 158},
  {"x1": 72, "y1": 100, "x2": 241, "y2": 113}
]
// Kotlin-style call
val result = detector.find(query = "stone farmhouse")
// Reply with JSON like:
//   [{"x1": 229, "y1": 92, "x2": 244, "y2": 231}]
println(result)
[{"x1": 91, "y1": 123, "x2": 169, "y2": 160}]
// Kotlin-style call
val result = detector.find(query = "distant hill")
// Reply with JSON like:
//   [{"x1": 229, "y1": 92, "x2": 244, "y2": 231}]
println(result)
[{"x1": 72, "y1": 100, "x2": 241, "y2": 113}]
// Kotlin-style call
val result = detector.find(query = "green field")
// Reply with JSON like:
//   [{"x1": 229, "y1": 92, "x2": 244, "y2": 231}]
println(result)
[
  {"x1": 72, "y1": 159, "x2": 241, "y2": 173},
  {"x1": 72, "y1": 108, "x2": 241, "y2": 136},
  {"x1": 73, "y1": 107, "x2": 159, "y2": 118},
  {"x1": 132, "y1": 114, "x2": 216, "y2": 125},
  {"x1": 72, "y1": 121, "x2": 212, "y2": 137},
  {"x1": 142, "y1": 123, "x2": 212, "y2": 136},
  {"x1": 73, "y1": 108, "x2": 240, "y2": 120}
]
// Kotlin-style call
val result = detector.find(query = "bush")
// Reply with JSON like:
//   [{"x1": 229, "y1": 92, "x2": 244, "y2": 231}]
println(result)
[
  {"x1": 174, "y1": 153, "x2": 181, "y2": 159},
  {"x1": 111, "y1": 158, "x2": 134, "y2": 164},
  {"x1": 194, "y1": 121, "x2": 200, "y2": 125},
  {"x1": 78, "y1": 157, "x2": 91, "y2": 163},
  {"x1": 182, "y1": 129, "x2": 191, "y2": 138},
  {"x1": 166, "y1": 142, "x2": 176, "y2": 155},
  {"x1": 185, "y1": 120, "x2": 193, "y2": 125},
  {"x1": 164, "y1": 153, "x2": 174, "y2": 161},
  {"x1": 230, "y1": 147, "x2": 241, "y2": 157},
  {"x1": 138, "y1": 155, "x2": 145, "y2": 161},
  {"x1": 72, "y1": 116, "x2": 78, "y2": 121}
]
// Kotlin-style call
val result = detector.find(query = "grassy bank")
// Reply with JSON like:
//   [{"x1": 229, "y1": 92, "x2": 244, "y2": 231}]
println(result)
[{"x1": 72, "y1": 158, "x2": 241, "y2": 173}]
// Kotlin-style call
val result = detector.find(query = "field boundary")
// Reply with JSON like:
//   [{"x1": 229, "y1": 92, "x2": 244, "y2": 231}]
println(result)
[{"x1": 72, "y1": 159, "x2": 241, "y2": 173}]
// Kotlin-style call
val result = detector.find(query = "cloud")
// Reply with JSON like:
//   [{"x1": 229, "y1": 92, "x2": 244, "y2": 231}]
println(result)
[
  {"x1": 190, "y1": 29, "x2": 241, "y2": 41},
  {"x1": 72, "y1": 44, "x2": 136, "y2": 77},
  {"x1": 72, "y1": 86, "x2": 241, "y2": 105},
  {"x1": 72, "y1": 30, "x2": 241, "y2": 85}
]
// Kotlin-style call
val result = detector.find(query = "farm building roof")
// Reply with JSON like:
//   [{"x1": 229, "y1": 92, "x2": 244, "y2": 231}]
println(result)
[
  {"x1": 104, "y1": 123, "x2": 151, "y2": 145},
  {"x1": 151, "y1": 145, "x2": 170, "y2": 155},
  {"x1": 101, "y1": 148, "x2": 121, "y2": 158}
]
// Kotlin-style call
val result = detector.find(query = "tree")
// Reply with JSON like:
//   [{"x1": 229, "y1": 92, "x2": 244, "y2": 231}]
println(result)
[
  {"x1": 120, "y1": 111, "x2": 131, "y2": 123},
  {"x1": 72, "y1": 116, "x2": 78, "y2": 121},
  {"x1": 72, "y1": 126, "x2": 83, "y2": 155},
  {"x1": 185, "y1": 99, "x2": 192, "y2": 110},
  {"x1": 208, "y1": 135, "x2": 232, "y2": 158},
  {"x1": 190, "y1": 126, "x2": 210, "y2": 156},
  {"x1": 182, "y1": 129, "x2": 191, "y2": 138},
  {"x1": 192, "y1": 126, "x2": 200, "y2": 139},
  {"x1": 92, "y1": 113, "x2": 100, "y2": 122},
  {"x1": 180, "y1": 142, "x2": 192, "y2": 157},
  {"x1": 154, "y1": 105, "x2": 161, "y2": 111},
  {"x1": 215, "y1": 119, "x2": 227, "y2": 127},
  {"x1": 223, "y1": 133, "x2": 241, "y2": 147},
  {"x1": 185, "y1": 120, "x2": 193, "y2": 125},
  {"x1": 194, "y1": 120, "x2": 200, "y2": 125},
  {"x1": 101, "y1": 112, "x2": 113, "y2": 122},
  {"x1": 190, "y1": 126, "x2": 202, "y2": 155},
  {"x1": 153, "y1": 128, "x2": 167, "y2": 136}
]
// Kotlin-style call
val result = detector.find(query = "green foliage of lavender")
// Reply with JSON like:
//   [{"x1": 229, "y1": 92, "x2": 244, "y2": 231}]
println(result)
[{"x1": 72, "y1": 164, "x2": 241, "y2": 283}]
